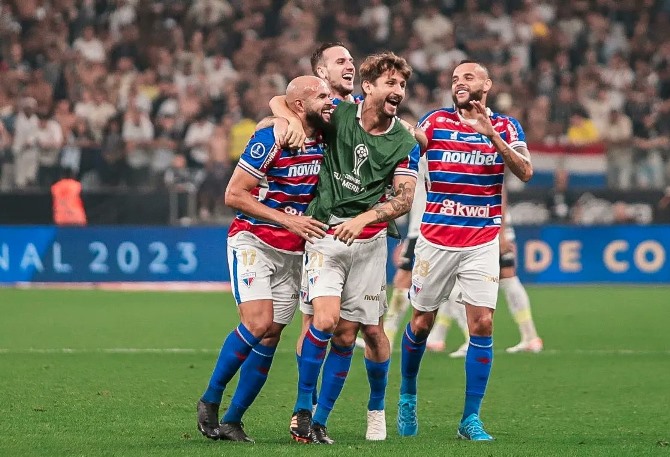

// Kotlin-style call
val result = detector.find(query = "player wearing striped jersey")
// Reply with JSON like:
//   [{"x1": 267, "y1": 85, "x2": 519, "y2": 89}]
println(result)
[
  {"x1": 197, "y1": 76, "x2": 331, "y2": 443},
  {"x1": 397, "y1": 60, "x2": 533, "y2": 441}
]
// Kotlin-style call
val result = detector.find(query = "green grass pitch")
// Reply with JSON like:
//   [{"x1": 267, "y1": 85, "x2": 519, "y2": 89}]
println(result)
[{"x1": 1, "y1": 286, "x2": 669, "y2": 457}]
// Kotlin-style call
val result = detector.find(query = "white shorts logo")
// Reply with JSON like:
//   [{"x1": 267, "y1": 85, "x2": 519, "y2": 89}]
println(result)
[
  {"x1": 241, "y1": 271, "x2": 256, "y2": 287},
  {"x1": 353, "y1": 143, "x2": 369, "y2": 176}
]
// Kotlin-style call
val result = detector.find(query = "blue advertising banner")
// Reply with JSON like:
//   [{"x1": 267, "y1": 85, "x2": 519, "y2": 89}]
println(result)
[
  {"x1": 514, "y1": 225, "x2": 670, "y2": 283},
  {"x1": 0, "y1": 227, "x2": 229, "y2": 283}
]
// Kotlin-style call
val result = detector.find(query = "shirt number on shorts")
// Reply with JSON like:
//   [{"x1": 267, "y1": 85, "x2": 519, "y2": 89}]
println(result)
[
  {"x1": 240, "y1": 249, "x2": 257, "y2": 266},
  {"x1": 413, "y1": 257, "x2": 430, "y2": 277}
]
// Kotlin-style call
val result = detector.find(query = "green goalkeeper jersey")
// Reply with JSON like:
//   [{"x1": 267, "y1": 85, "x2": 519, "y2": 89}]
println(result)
[{"x1": 306, "y1": 101, "x2": 420, "y2": 226}]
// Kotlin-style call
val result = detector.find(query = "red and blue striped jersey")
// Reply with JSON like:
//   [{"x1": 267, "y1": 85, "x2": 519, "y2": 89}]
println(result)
[
  {"x1": 417, "y1": 107, "x2": 527, "y2": 249},
  {"x1": 228, "y1": 127, "x2": 325, "y2": 253}
]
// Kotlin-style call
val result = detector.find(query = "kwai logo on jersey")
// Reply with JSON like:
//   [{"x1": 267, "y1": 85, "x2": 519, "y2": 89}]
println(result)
[
  {"x1": 241, "y1": 271, "x2": 256, "y2": 287},
  {"x1": 352, "y1": 143, "x2": 369, "y2": 176},
  {"x1": 441, "y1": 149, "x2": 498, "y2": 166},
  {"x1": 287, "y1": 159, "x2": 321, "y2": 177},
  {"x1": 440, "y1": 199, "x2": 491, "y2": 218}
]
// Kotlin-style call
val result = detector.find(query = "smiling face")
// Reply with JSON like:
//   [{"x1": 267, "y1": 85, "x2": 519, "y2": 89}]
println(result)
[
  {"x1": 451, "y1": 62, "x2": 492, "y2": 109},
  {"x1": 304, "y1": 79, "x2": 334, "y2": 128},
  {"x1": 317, "y1": 46, "x2": 355, "y2": 97},
  {"x1": 363, "y1": 69, "x2": 407, "y2": 119}
]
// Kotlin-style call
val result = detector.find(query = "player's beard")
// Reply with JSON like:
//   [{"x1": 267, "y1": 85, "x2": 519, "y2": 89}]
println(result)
[
  {"x1": 306, "y1": 109, "x2": 329, "y2": 130},
  {"x1": 453, "y1": 87, "x2": 484, "y2": 109}
]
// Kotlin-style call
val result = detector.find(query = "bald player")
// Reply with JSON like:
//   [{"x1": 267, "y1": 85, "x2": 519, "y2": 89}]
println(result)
[{"x1": 197, "y1": 76, "x2": 332, "y2": 443}]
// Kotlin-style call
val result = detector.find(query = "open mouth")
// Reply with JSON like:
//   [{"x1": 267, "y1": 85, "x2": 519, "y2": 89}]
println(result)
[
  {"x1": 385, "y1": 97, "x2": 401, "y2": 110},
  {"x1": 342, "y1": 73, "x2": 354, "y2": 82},
  {"x1": 455, "y1": 88, "x2": 469, "y2": 98}
]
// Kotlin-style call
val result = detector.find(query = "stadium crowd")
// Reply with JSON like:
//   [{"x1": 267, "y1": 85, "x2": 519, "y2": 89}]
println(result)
[{"x1": 1, "y1": 0, "x2": 670, "y2": 219}]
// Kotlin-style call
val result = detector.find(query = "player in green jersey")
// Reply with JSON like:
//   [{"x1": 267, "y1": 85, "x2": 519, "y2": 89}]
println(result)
[{"x1": 271, "y1": 51, "x2": 422, "y2": 444}]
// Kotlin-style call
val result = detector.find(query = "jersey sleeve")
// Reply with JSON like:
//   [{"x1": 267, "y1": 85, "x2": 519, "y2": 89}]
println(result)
[
  {"x1": 505, "y1": 116, "x2": 527, "y2": 150},
  {"x1": 417, "y1": 109, "x2": 439, "y2": 142},
  {"x1": 237, "y1": 127, "x2": 280, "y2": 179},
  {"x1": 393, "y1": 143, "x2": 420, "y2": 179}
]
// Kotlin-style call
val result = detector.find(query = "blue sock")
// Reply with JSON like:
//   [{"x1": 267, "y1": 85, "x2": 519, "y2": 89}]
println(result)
[
  {"x1": 313, "y1": 342, "x2": 354, "y2": 426},
  {"x1": 365, "y1": 358, "x2": 390, "y2": 411},
  {"x1": 462, "y1": 335, "x2": 493, "y2": 422},
  {"x1": 201, "y1": 324, "x2": 261, "y2": 404},
  {"x1": 294, "y1": 325, "x2": 331, "y2": 412},
  {"x1": 400, "y1": 323, "x2": 427, "y2": 395},
  {"x1": 296, "y1": 351, "x2": 318, "y2": 406},
  {"x1": 223, "y1": 343, "x2": 276, "y2": 423}
]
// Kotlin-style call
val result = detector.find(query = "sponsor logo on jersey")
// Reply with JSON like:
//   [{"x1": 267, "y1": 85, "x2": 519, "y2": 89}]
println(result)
[
  {"x1": 353, "y1": 143, "x2": 369, "y2": 176},
  {"x1": 261, "y1": 145, "x2": 279, "y2": 169},
  {"x1": 440, "y1": 199, "x2": 491, "y2": 218},
  {"x1": 420, "y1": 119, "x2": 432, "y2": 131},
  {"x1": 249, "y1": 142, "x2": 266, "y2": 159},
  {"x1": 287, "y1": 159, "x2": 321, "y2": 177},
  {"x1": 441, "y1": 149, "x2": 498, "y2": 166},
  {"x1": 241, "y1": 271, "x2": 256, "y2": 287},
  {"x1": 364, "y1": 293, "x2": 381, "y2": 301}
]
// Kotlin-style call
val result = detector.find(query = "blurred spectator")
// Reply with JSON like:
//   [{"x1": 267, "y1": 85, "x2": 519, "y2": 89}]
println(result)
[
  {"x1": 12, "y1": 98, "x2": 39, "y2": 188},
  {"x1": 601, "y1": 110, "x2": 634, "y2": 189},
  {"x1": 72, "y1": 25, "x2": 106, "y2": 64},
  {"x1": 33, "y1": 111, "x2": 65, "y2": 188},
  {"x1": 0, "y1": 120, "x2": 12, "y2": 189},
  {"x1": 547, "y1": 168, "x2": 573, "y2": 223},
  {"x1": 122, "y1": 106, "x2": 154, "y2": 187},
  {"x1": 183, "y1": 110, "x2": 214, "y2": 169},
  {"x1": 151, "y1": 112, "x2": 182, "y2": 182},
  {"x1": 99, "y1": 116, "x2": 126, "y2": 187},
  {"x1": 567, "y1": 109, "x2": 600, "y2": 146},
  {"x1": 51, "y1": 167, "x2": 87, "y2": 226}
]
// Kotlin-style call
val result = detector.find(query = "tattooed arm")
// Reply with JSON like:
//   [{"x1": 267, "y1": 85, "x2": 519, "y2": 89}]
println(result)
[{"x1": 332, "y1": 175, "x2": 416, "y2": 245}]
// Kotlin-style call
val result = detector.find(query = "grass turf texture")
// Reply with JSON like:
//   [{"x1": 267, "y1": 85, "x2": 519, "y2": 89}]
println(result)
[{"x1": 0, "y1": 287, "x2": 669, "y2": 457}]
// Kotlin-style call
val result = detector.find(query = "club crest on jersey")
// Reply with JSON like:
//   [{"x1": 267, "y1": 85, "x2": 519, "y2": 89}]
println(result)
[
  {"x1": 249, "y1": 142, "x2": 266, "y2": 159},
  {"x1": 241, "y1": 271, "x2": 256, "y2": 287},
  {"x1": 353, "y1": 143, "x2": 369, "y2": 176}
]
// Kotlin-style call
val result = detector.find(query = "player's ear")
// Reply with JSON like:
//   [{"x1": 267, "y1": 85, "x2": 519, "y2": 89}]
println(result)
[
  {"x1": 484, "y1": 78, "x2": 493, "y2": 94},
  {"x1": 362, "y1": 80, "x2": 372, "y2": 95},
  {"x1": 316, "y1": 67, "x2": 326, "y2": 79}
]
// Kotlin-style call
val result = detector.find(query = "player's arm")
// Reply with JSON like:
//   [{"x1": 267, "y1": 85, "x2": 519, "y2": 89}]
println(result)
[
  {"x1": 269, "y1": 95, "x2": 305, "y2": 149},
  {"x1": 225, "y1": 167, "x2": 327, "y2": 242},
  {"x1": 255, "y1": 116, "x2": 291, "y2": 147},
  {"x1": 499, "y1": 186, "x2": 512, "y2": 254},
  {"x1": 332, "y1": 174, "x2": 416, "y2": 245}
]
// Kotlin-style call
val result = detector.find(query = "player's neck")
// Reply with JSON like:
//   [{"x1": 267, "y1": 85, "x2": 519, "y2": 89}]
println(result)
[
  {"x1": 331, "y1": 90, "x2": 353, "y2": 102},
  {"x1": 457, "y1": 107, "x2": 478, "y2": 120},
  {"x1": 360, "y1": 100, "x2": 392, "y2": 135}
]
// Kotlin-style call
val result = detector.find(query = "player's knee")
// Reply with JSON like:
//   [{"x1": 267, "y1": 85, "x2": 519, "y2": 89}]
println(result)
[
  {"x1": 312, "y1": 313, "x2": 339, "y2": 333},
  {"x1": 412, "y1": 312, "x2": 435, "y2": 339},
  {"x1": 362, "y1": 324, "x2": 387, "y2": 348},
  {"x1": 469, "y1": 313, "x2": 493, "y2": 336},
  {"x1": 242, "y1": 317, "x2": 274, "y2": 339}
]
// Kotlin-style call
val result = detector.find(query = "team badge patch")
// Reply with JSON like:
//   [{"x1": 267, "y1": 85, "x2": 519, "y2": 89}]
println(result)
[
  {"x1": 411, "y1": 278, "x2": 422, "y2": 295},
  {"x1": 241, "y1": 272, "x2": 256, "y2": 287}
]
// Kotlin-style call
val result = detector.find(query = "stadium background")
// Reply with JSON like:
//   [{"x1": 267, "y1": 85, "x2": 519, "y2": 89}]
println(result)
[{"x1": 0, "y1": 1, "x2": 669, "y2": 456}]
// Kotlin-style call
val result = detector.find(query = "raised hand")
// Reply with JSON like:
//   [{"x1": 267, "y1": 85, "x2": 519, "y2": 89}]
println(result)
[
  {"x1": 332, "y1": 216, "x2": 367, "y2": 246},
  {"x1": 466, "y1": 100, "x2": 496, "y2": 137},
  {"x1": 285, "y1": 119, "x2": 307, "y2": 151}
]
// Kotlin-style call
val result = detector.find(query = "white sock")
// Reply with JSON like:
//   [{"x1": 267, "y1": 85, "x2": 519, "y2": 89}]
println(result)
[
  {"x1": 446, "y1": 299, "x2": 469, "y2": 340},
  {"x1": 385, "y1": 288, "x2": 410, "y2": 340},
  {"x1": 500, "y1": 276, "x2": 539, "y2": 341},
  {"x1": 427, "y1": 300, "x2": 450, "y2": 345}
]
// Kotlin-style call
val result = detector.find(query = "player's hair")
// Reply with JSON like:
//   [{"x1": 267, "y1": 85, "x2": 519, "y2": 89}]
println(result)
[
  {"x1": 359, "y1": 51, "x2": 412, "y2": 86},
  {"x1": 310, "y1": 41, "x2": 347, "y2": 75},
  {"x1": 456, "y1": 59, "x2": 490, "y2": 78}
]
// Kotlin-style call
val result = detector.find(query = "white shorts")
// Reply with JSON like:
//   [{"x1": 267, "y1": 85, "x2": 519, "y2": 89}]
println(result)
[
  {"x1": 227, "y1": 232, "x2": 301, "y2": 325},
  {"x1": 409, "y1": 236, "x2": 500, "y2": 311},
  {"x1": 300, "y1": 233, "x2": 388, "y2": 325}
]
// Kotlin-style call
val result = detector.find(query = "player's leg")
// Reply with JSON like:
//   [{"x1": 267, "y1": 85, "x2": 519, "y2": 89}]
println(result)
[
  {"x1": 446, "y1": 288, "x2": 470, "y2": 358},
  {"x1": 385, "y1": 238, "x2": 416, "y2": 343},
  {"x1": 198, "y1": 238, "x2": 274, "y2": 440},
  {"x1": 456, "y1": 243, "x2": 498, "y2": 441},
  {"x1": 500, "y1": 243, "x2": 542, "y2": 353},
  {"x1": 220, "y1": 322, "x2": 285, "y2": 442},
  {"x1": 426, "y1": 299, "x2": 451, "y2": 352},
  {"x1": 398, "y1": 241, "x2": 458, "y2": 437},
  {"x1": 220, "y1": 254, "x2": 302, "y2": 442},
  {"x1": 360, "y1": 317, "x2": 390, "y2": 440},
  {"x1": 291, "y1": 239, "x2": 345, "y2": 443},
  {"x1": 312, "y1": 318, "x2": 360, "y2": 444}
]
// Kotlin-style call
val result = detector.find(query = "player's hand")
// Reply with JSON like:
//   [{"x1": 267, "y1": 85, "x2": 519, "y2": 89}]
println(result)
[
  {"x1": 285, "y1": 118, "x2": 306, "y2": 151},
  {"x1": 332, "y1": 217, "x2": 367, "y2": 246},
  {"x1": 467, "y1": 100, "x2": 496, "y2": 137},
  {"x1": 272, "y1": 117, "x2": 290, "y2": 147},
  {"x1": 282, "y1": 214, "x2": 328, "y2": 242},
  {"x1": 500, "y1": 237, "x2": 513, "y2": 255}
]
